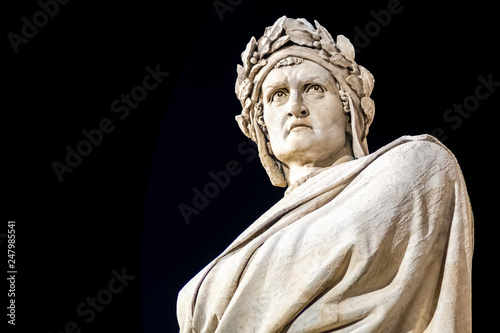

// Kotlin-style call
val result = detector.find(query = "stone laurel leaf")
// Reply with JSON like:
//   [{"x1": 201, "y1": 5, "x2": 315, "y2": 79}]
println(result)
[
  {"x1": 346, "y1": 74, "x2": 364, "y2": 97},
  {"x1": 241, "y1": 79, "x2": 253, "y2": 100},
  {"x1": 361, "y1": 97, "x2": 375, "y2": 138},
  {"x1": 283, "y1": 17, "x2": 315, "y2": 47},
  {"x1": 244, "y1": 96, "x2": 253, "y2": 109},
  {"x1": 265, "y1": 15, "x2": 286, "y2": 41},
  {"x1": 294, "y1": 18, "x2": 316, "y2": 33},
  {"x1": 286, "y1": 30, "x2": 315, "y2": 47},
  {"x1": 258, "y1": 36, "x2": 271, "y2": 58},
  {"x1": 330, "y1": 53, "x2": 351, "y2": 69},
  {"x1": 314, "y1": 20, "x2": 334, "y2": 42},
  {"x1": 359, "y1": 65, "x2": 375, "y2": 97},
  {"x1": 236, "y1": 78, "x2": 252, "y2": 101},
  {"x1": 270, "y1": 35, "x2": 291, "y2": 53},
  {"x1": 336, "y1": 35, "x2": 355, "y2": 63},
  {"x1": 242, "y1": 37, "x2": 257, "y2": 73},
  {"x1": 263, "y1": 26, "x2": 272, "y2": 38},
  {"x1": 235, "y1": 64, "x2": 246, "y2": 96},
  {"x1": 249, "y1": 59, "x2": 268, "y2": 80},
  {"x1": 236, "y1": 98, "x2": 255, "y2": 139},
  {"x1": 235, "y1": 114, "x2": 248, "y2": 137},
  {"x1": 236, "y1": 64, "x2": 245, "y2": 83},
  {"x1": 361, "y1": 97, "x2": 375, "y2": 124},
  {"x1": 283, "y1": 17, "x2": 315, "y2": 34},
  {"x1": 320, "y1": 39, "x2": 337, "y2": 56},
  {"x1": 315, "y1": 20, "x2": 337, "y2": 55}
]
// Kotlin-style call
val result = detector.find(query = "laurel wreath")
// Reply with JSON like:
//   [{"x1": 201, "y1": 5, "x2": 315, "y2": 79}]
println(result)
[{"x1": 235, "y1": 16, "x2": 375, "y2": 142}]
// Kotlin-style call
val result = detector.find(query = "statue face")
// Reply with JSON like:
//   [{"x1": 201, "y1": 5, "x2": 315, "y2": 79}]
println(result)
[{"x1": 262, "y1": 59, "x2": 348, "y2": 168}]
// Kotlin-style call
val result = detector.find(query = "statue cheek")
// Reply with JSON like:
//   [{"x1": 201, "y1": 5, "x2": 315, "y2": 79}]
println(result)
[
  {"x1": 264, "y1": 108, "x2": 286, "y2": 130},
  {"x1": 310, "y1": 102, "x2": 341, "y2": 123}
]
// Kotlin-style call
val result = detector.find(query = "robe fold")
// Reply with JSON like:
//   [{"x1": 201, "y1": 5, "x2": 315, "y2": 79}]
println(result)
[{"x1": 177, "y1": 135, "x2": 474, "y2": 333}]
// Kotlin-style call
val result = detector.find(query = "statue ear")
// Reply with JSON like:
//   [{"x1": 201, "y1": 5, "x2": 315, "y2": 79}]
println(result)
[
  {"x1": 257, "y1": 114, "x2": 266, "y2": 126},
  {"x1": 257, "y1": 114, "x2": 269, "y2": 137}
]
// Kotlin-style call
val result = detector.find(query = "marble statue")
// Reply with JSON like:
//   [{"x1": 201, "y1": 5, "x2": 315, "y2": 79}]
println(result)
[{"x1": 177, "y1": 16, "x2": 474, "y2": 332}]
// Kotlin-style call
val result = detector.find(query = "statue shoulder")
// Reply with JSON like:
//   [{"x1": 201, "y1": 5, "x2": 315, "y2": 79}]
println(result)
[{"x1": 370, "y1": 135, "x2": 463, "y2": 185}]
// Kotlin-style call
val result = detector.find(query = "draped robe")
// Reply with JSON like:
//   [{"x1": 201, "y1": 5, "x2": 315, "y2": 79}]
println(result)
[{"x1": 177, "y1": 135, "x2": 474, "y2": 333}]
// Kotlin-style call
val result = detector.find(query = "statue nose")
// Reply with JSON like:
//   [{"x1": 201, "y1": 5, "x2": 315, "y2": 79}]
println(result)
[
  {"x1": 287, "y1": 94, "x2": 309, "y2": 118},
  {"x1": 287, "y1": 109, "x2": 309, "y2": 118}
]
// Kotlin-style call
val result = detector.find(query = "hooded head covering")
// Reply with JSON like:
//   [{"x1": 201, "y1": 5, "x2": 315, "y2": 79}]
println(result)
[{"x1": 235, "y1": 16, "x2": 375, "y2": 187}]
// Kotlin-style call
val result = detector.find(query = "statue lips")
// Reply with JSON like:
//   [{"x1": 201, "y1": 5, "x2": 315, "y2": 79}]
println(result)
[{"x1": 288, "y1": 120, "x2": 312, "y2": 133}]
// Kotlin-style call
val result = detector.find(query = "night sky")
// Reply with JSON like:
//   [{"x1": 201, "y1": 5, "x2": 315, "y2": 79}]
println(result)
[{"x1": 5, "y1": 0, "x2": 497, "y2": 332}]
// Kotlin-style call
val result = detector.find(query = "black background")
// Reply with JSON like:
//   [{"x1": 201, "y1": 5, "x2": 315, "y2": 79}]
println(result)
[{"x1": 5, "y1": 0, "x2": 498, "y2": 332}]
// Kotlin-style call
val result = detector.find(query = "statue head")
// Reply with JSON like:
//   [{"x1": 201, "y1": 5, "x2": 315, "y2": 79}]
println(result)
[{"x1": 235, "y1": 16, "x2": 375, "y2": 187}]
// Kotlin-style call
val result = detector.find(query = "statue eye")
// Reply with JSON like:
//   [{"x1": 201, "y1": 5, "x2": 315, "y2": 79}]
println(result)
[
  {"x1": 270, "y1": 89, "x2": 288, "y2": 102},
  {"x1": 306, "y1": 84, "x2": 325, "y2": 93}
]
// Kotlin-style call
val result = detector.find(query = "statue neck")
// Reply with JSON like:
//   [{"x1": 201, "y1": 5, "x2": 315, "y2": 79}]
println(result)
[{"x1": 283, "y1": 143, "x2": 354, "y2": 187}]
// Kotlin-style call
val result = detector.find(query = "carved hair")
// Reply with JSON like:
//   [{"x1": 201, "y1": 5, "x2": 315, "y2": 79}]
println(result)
[{"x1": 274, "y1": 56, "x2": 304, "y2": 69}]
